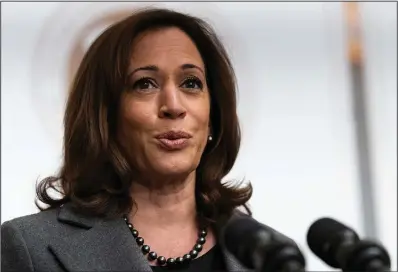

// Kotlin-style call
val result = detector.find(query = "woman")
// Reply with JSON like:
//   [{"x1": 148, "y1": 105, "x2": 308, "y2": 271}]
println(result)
[{"x1": 1, "y1": 8, "x2": 253, "y2": 272}]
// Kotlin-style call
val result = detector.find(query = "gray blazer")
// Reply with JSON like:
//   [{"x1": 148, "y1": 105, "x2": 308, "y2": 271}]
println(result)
[{"x1": 1, "y1": 203, "x2": 251, "y2": 272}]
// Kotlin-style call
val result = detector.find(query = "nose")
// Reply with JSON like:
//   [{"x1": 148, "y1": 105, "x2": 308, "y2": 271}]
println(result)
[{"x1": 158, "y1": 83, "x2": 186, "y2": 119}]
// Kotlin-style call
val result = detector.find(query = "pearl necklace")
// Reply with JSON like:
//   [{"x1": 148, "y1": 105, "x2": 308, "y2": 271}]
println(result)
[{"x1": 123, "y1": 216, "x2": 208, "y2": 267}]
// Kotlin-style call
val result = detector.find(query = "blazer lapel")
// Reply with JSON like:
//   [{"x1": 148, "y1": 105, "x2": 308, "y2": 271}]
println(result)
[
  {"x1": 48, "y1": 204, "x2": 152, "y2": 272},
  {"x1": 48, "y1": 204, "x2": 252, "y2": 272}
]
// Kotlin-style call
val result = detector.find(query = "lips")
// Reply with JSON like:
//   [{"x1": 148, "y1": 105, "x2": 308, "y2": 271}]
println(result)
[
  {"x1": 155, "y1": 131, "x2": 192, "y2": 140},
  {"x1": 155, "y1": 131, "x2": 192, "y2": 151}
]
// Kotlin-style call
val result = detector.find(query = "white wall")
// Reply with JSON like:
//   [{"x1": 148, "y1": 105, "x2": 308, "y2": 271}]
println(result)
[{"x1": 1, "y1": 2, "x2": 396, "y2": 271}]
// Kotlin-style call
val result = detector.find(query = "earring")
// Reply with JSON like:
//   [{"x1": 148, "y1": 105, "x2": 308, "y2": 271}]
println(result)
[{"x1": 208, "y1": 135, "x2": 213, "y2": 141}]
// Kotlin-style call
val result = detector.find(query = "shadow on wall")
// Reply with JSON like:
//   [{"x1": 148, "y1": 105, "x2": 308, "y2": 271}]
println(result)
[
  {"x1": 29, "y1": 6, "x2": 139, "y2": 147},
  {"x1": 67, "y1": 10, "x2": 137, "y2": 88}
]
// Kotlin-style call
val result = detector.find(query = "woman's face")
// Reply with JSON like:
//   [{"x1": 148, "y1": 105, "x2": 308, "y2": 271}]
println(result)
[{"x1": 117, "y1": 27, "x2": 211, "y2": 180}]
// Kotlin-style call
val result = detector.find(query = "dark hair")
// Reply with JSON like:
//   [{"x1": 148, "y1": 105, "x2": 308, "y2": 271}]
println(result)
[{"x1": 36, "y1": 8, "x2": 252, "y2": 225}]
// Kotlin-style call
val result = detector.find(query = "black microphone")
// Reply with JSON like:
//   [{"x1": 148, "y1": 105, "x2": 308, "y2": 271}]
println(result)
[
  {"x1": 307, "y1": 217, "x2": 391, "y2": 272},
  {"x1": 223, "y1": 216, "x2": 306, "y2": 272}
]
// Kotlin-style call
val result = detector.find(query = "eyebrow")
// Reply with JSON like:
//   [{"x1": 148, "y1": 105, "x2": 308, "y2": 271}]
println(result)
[{"x1": 128, "y1": 63, "x2": 205, "y2": 77}]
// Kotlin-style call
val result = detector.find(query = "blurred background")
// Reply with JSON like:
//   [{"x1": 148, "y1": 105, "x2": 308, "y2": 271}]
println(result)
[{"x1": 1, "y1": 2, "x2": 396, "y2": 271}]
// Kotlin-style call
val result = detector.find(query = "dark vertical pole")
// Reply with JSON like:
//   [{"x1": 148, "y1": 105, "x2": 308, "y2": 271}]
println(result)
[{"x1": 343, "y1": 2, "x2": 378, "y2": 239}]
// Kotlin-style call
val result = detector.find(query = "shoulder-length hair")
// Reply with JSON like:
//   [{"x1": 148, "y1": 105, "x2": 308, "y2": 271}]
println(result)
[{"x1": 36, "y1": 7, "x2": 252, "y2": 225}]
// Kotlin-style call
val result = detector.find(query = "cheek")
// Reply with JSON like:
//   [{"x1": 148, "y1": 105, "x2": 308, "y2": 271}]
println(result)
[
  {"x1": 123, "y1": 98, "x2": 153, "y2": 123},
  {"x1": 198, "y1": 97, "x2": 211, "y2": 128},
  {"x1": 118, "y1": 100, "x2": 154, "y2": 141},
  {"x1": 190, "y1": 101, "x2": 211, "y2": 139}
]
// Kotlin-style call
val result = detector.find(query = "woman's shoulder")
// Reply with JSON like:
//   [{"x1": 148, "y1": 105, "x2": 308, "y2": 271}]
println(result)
[
  {"x1": 1, "y1": 208, "x2": 63, "y2": 250},
  {"x1": 2, "y1": 207, "x2": 60, "y2": 233},
  {"x1": 1, "y1": 205, "x2": 97, "y2": 272},
  {"x1": 2, "y1": 202, "x2": 106, "y2": 243},
  {"x1": 225, "y1": 206, "x2": 252, "y2": 223},
  {"x1": 232, "y1": 206, "x2": 252, "y2": 218},
  {"x1": 213, "y1": 206, "x2": 252, "y2": 235}
]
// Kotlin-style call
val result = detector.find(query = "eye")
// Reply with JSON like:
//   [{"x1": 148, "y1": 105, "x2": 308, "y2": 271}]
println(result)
[
  {"x1": 132, "y1": 77, "x2": 158, "y2": 91},
  {"x1": 180, "y1": 76, "x2": 203, "y2": 90}
]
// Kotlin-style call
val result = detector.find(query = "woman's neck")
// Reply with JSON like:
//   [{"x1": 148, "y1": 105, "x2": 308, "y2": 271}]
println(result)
[
  {"x1": 126, "y1": 171, "x2": 216, "y2": 260},
  {"x1": 128, "y1": 171, "x2": 197, "y2": 228}
]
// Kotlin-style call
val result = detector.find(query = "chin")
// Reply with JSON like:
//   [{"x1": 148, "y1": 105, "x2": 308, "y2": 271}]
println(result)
[
  {"x1": 151, "y1": 159, "x2": 197, "y2": 177},
  {"x1": 154, "y1": 165, "x2": 194, "y2": 177}
]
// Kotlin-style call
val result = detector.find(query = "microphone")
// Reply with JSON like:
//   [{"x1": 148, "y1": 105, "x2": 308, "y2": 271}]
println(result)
[
  {"x1": 223, "y1": 216, "x2": 306, "y2": 272},
  {"x1": 307, "y1": 217, "x2": 391, "y2": 271}
]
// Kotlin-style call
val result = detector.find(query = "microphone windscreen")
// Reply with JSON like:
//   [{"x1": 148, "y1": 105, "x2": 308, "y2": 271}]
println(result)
[
  {"x1": 306, "y1": 217, "x2": 359, "y2": 268},
  {"x1": 223, "y1": 217, "x2": 264, "y2": 267},
  {"x1": 223, "y1": 215, "x2": 299, "y2": 267},
  {"x1": 224, "y1": 217, "x2": 261, "y2": 243}
]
